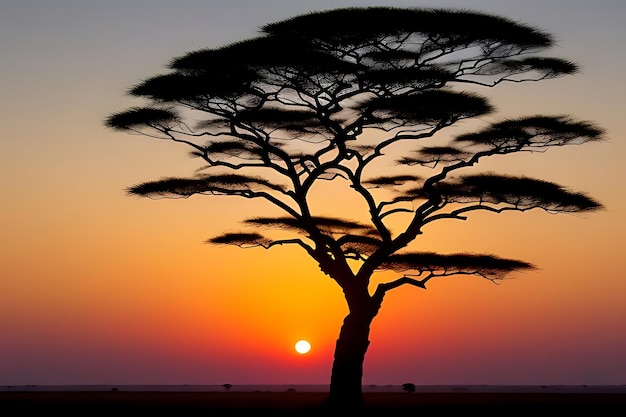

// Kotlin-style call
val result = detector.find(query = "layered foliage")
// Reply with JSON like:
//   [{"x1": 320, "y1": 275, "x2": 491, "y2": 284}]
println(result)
[{"x1": 107, "y1": 7, "x2": 603, "y2": 294}]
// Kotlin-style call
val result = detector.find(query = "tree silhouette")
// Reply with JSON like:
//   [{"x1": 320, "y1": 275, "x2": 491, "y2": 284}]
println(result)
[
  {"x1": 402, "y1": 382, "x2": 416, "y2": 394},
  {"x1": 105, "y1": 7, "x2": 603, "y2": 408}
]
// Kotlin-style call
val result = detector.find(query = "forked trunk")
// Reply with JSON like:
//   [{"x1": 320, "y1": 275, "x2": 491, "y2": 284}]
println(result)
[{"x1": 327, "y1": 311, "x2": 375, "y2": 408}]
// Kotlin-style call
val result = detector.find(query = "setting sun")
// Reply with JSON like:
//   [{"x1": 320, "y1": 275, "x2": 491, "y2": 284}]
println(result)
[{"x1": 295, "y1": 340, "x2": 311, "y2": 354}]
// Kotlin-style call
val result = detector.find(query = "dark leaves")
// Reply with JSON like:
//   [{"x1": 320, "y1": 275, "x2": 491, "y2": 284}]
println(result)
[
  {"x1": 361, "y1": 90, "x2": 493, "y2": 125},
  {"x1": 262, "y1": 7, "x2": 552, "y2": 48},
  {"x1": 399, "y1": 146, "x2": 469, "y2": 166},
  {"x1": 208, "y1": 232, "x2": 270, "y2": 247},
  {"x1": 454, "y1": 115, "x2": 604, "y2": 149},
  {"x1": 244, "y1": 216, "x2": 376, "y2": 235},
  {"x1": 360, "y1": 66, "x2": 453, "y2": 89},
  {"x1": 129, "y1": 72, "x2": 255, "y2": 101},
  {"x1": 379, "y1": 251, "x2": 535, "y2": 276},
  {"x1": 363, "y1": 175, "x2": 420, "y2": 187},
  {"x1": 170, "y1": 36, "x2": 356, "y2": 75},
  {"x1": 430, "y1": 174, "x2": 603, "y2": 212},
  {"x1": 107, "y1": 6, "x2": 604, "y2": 289},
  {"x1": 475, "y1": 57, "x2": 579, "y2": 77},
  {"x1": 105, "y1": 107, "x2": 177, "y2": 130},
  {"x1": 127, "y1": 174, "x2": 284, "y2": 197},
  {"x1": 338, "y1": 235, "x2": 383, "y2": 257}
]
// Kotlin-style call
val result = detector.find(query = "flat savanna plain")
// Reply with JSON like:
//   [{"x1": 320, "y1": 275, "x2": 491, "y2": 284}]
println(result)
[{"x1": 2, "y1": 391, "x2": 626, "y2": 416}]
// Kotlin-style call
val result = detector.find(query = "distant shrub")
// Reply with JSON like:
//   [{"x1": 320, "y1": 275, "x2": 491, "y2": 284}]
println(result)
[{"x1": 402, "y1": 383, "x2": 416, "y2": 393}]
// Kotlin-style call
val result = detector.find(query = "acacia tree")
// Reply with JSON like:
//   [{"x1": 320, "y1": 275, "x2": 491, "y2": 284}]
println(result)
[{"x1": 106, "y1": 7, "x2": 603, "y2": 407}]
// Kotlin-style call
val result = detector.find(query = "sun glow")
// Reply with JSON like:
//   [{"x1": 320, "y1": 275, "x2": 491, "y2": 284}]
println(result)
[{"x1": 294, "y1": 340, "x2": 311, "y2": 354}]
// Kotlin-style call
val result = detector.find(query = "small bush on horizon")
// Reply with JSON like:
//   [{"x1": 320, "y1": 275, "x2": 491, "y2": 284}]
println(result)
[{"x1": 402, "y1": 383, "x2": 416, "y2": 393}]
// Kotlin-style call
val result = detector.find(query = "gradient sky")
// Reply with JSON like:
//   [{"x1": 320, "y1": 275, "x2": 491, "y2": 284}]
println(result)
[{"x1": 2, "y1": 0, "x2": 625, "y2": 387}]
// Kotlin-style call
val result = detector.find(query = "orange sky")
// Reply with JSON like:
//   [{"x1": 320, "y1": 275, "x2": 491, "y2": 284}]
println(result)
[{"x1": 1, "y1": 0, "x2": 625, "y2": 386}]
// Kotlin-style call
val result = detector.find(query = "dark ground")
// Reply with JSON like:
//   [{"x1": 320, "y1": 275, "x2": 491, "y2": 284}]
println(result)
[{"x1": 2, "y1": 391, "x2": 626, "y2": 416}]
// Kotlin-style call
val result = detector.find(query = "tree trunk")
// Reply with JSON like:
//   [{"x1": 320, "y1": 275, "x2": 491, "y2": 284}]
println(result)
[{"x1": 327, "y1": 310, "x2": 374, "y2": 408}]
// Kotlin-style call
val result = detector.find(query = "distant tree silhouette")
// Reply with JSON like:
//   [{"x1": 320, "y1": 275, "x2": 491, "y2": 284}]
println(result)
[
  {"x1": 402, "y1": 383, "x2": 416, "y2": 393},
  {"x1": 106, "y1": 7, "x2": 604, "y2": 408}
]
